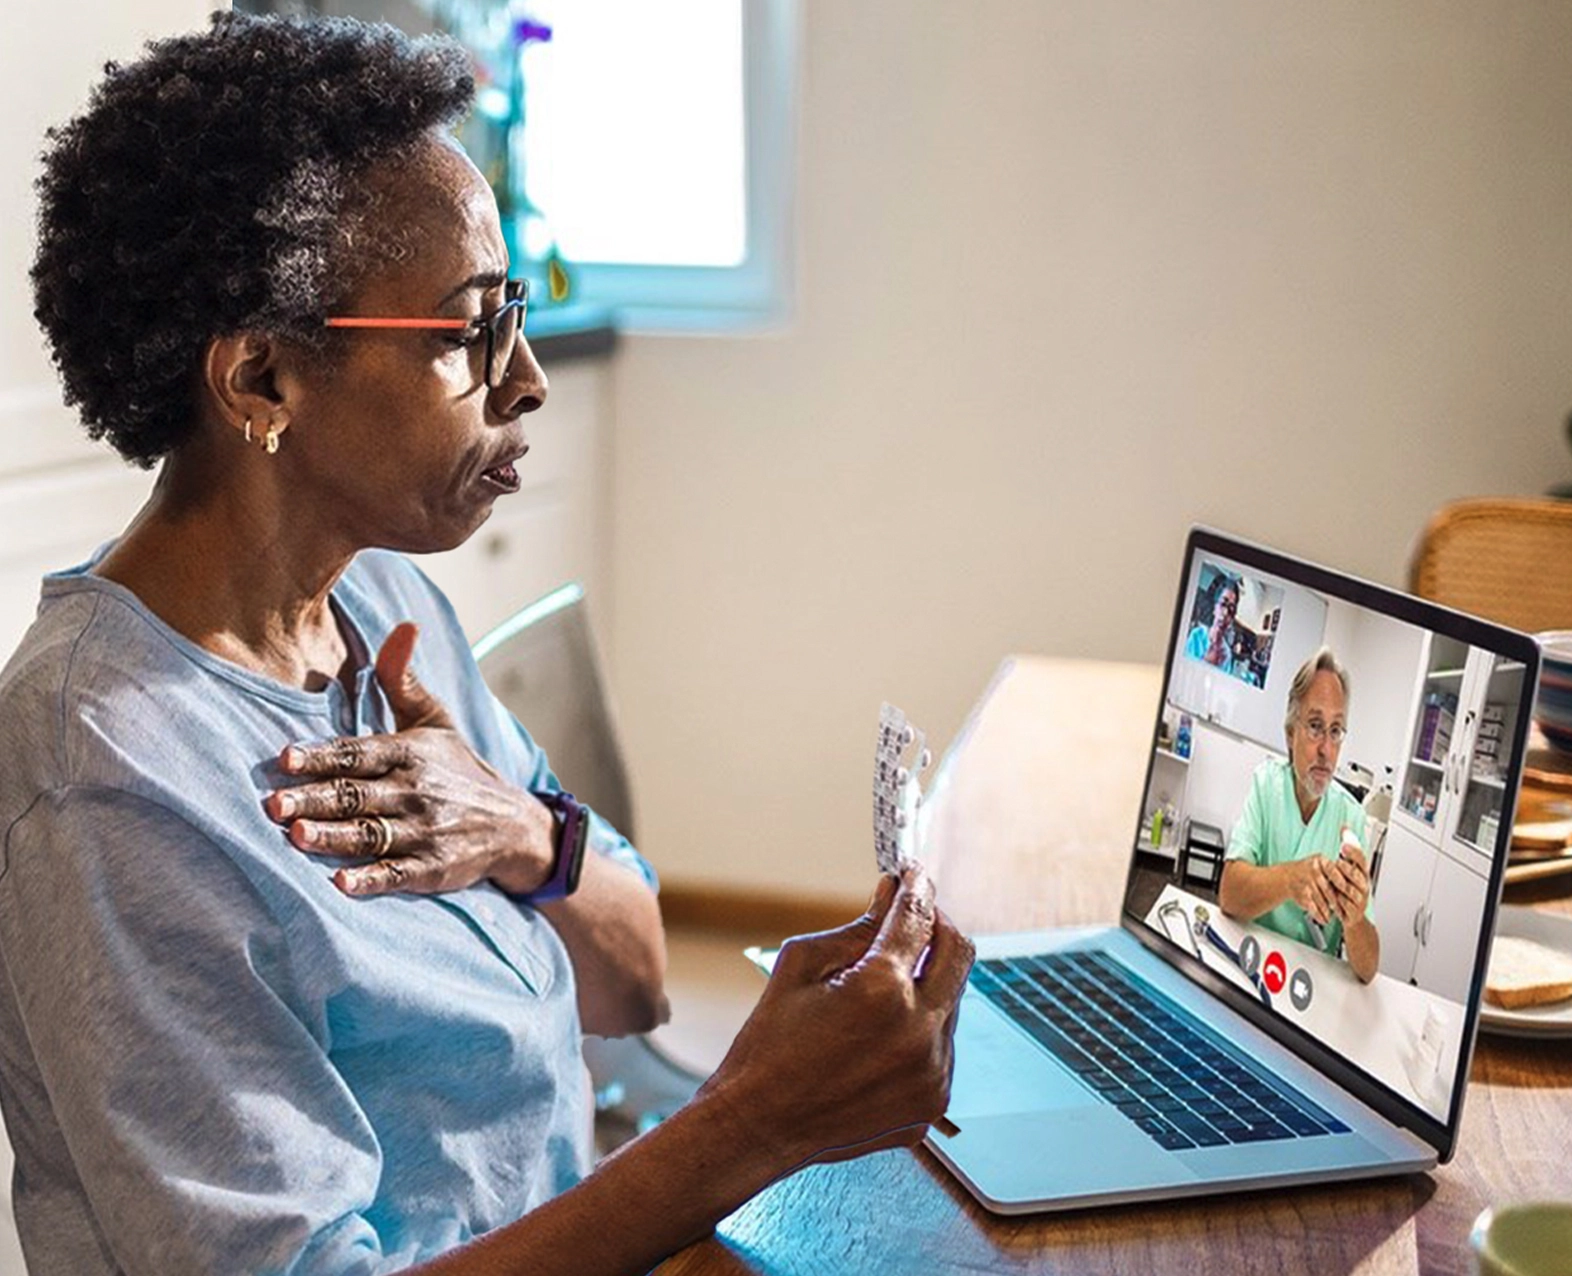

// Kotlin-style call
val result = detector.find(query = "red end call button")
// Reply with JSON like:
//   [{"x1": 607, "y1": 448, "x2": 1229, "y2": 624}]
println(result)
[{"x1": 1262, "y1": 950, "x2": 1287, "y2": 995}]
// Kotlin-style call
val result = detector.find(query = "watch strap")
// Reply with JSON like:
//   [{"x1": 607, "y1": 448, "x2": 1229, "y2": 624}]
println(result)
[{"x1": 520, "y1": 789, "x2": 589, "y2": 903}]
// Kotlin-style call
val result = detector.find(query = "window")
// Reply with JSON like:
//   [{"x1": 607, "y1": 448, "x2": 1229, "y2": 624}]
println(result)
[
  {"x1": 522, "y1": 0, "x2": 747, "y2": 269},
  {"x1": 505, "y1": 0, "x2": 797, "y2": 331},
  {"x1": 239, "y1": 0, "x2": 796, "y2": 331}
]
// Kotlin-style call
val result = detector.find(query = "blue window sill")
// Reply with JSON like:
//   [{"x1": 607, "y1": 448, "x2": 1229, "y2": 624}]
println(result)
[{"x1": 526, "y1": 303, "x2": 618, "y2": 363}]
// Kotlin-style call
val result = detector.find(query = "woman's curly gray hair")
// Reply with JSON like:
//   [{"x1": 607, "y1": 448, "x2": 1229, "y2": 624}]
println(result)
[{"x1": 31, "y1": 11, "x2": 475, "y2": 467}]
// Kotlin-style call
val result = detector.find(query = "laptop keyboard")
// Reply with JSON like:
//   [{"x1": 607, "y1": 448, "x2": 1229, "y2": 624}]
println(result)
[{"x1": 969, "y1": 950, "x2": 1351, "y2": 1151}]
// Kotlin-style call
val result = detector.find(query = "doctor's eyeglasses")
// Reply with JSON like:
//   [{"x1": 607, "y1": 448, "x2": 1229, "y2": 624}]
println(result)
[
  {"x1": 323, "y1": 278, "x2": 528, "y2": 387},
  {"x1": 1300, "y1": 719, "x2": 1346, "y2": 745}
]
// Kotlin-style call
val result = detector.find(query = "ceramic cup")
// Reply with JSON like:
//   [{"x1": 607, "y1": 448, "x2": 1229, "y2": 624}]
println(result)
[
  {"x1": 1470, "y1": 1201, "x2": 1572, "y2": 1275},
  {"x1": 1534, "y1": 630, "x2": 1572, "y2": 753}
]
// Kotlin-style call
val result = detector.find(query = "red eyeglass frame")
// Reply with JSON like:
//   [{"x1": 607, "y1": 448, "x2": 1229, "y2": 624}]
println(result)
[{"x1": 322, "y1": 279, "x2": 528, "y2": 387}]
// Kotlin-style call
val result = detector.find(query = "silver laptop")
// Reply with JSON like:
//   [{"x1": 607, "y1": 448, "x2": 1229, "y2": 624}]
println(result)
[{"x1": 927, "y1": 528, "x2": 1539, "y2": 1213}]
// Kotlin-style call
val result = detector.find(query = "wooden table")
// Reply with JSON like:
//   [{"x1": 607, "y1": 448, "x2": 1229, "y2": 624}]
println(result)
[{"x1": 658, "y1": 657, "x2": 1572, "y2": 1276}]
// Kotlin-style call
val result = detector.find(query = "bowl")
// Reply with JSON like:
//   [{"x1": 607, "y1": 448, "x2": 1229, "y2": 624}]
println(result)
[
  {"x1": 1470, "y1": 1201, "x2": 1572, "y2": 1276},
  {"x1": 1534, "y1": 631, "x2": 1572, "y2": 753}
]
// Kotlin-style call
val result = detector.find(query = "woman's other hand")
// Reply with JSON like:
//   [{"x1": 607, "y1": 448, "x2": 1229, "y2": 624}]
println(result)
[
  {"x1": 266, "y1": 622, "x2": 555, "y2": 897},
  {"x1": 699, "y1": 867, "x2": 974, "y2": 1171}
]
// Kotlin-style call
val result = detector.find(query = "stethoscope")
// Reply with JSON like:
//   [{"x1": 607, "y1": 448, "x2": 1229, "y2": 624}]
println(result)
[{"x1": 1157, "y1": 899, "x2": 1272, "y2": 1009}]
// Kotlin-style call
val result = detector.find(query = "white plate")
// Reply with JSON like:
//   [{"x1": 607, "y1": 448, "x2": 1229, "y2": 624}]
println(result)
[{"x1": 1479, "y1": 906, "x2": 1572, "y2": 1038}]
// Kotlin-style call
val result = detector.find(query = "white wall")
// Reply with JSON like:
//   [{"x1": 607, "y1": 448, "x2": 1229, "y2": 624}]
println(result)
[
  {"x1": 0, "y1": 6, "x2": 220, "y2": 1270},
  {"x1": 608, "y1": 1, "x2": 1572, "y2": 902},
  {"x1": 1327, "y1": 600, "x2": 1429, "y2": 790},
  {"x1": 0, "y1": 3, "x2": 221, "y2": 651},
  {"x1": 1, "y1": 1, "x2": 215, "y2": 472},
  {"x1": 1180, "y1": 721, "x2": 1273, "y2": 846}
]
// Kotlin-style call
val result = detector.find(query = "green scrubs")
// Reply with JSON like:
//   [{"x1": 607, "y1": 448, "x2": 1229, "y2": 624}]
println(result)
[{"x1": 1226, "y1": 757, "x2": 1369, "y2": 954}]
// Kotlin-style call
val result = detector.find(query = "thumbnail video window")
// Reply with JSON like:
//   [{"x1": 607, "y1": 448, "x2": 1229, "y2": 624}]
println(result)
[{"x1": 1184, "y1": 561, "x2": 1286, "y2": 690}]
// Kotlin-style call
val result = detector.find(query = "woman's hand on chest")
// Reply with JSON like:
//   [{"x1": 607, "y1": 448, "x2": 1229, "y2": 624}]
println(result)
[{"x1": 266, "y1": 621, "x2": 556, "y2": 898}]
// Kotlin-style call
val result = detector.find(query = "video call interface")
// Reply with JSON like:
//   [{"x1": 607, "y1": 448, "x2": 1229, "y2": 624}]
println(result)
[{"x1": 1123, "y1": 550, "x2": 1529, "y2": 1121}]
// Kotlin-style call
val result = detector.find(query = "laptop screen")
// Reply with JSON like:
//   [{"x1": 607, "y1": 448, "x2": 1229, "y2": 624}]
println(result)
[{"x1": 1122, "y1": 530, "x2": 1539, "y2": 1133}]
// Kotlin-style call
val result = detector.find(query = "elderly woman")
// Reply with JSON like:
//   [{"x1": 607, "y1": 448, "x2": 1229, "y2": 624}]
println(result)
[
  {"x1": 1184, "y1": 574, "x2": 1241, "y2": 674},
  {"x1": 0, "y1": 13, "x2": 971, "y2": 1275}
]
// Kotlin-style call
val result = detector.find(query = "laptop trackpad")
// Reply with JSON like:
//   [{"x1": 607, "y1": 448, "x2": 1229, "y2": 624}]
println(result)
[
  {"x1": 946, "y1": 993, "x2": 1096, "y2": 1119},
  {"x1": 932, "y1": 1104, "x2": 1196, "y2": 1208}
]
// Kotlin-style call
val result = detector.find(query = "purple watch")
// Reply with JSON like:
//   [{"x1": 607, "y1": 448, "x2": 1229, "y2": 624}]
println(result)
[{"x1": 522, "y1": 789, "x2": 589, "y2": 903}]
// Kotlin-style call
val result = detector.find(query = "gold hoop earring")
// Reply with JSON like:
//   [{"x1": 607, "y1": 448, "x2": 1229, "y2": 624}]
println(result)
[
  {"x1": 264, "y1": 424, "x2": 281, "y2": 455},
  {"x1": 243, "y1": 418, "x2": 254, "y2": 445}
]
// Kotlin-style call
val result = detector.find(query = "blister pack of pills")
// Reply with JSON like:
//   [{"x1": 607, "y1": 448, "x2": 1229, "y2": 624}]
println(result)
[{"x1": 873, "y1": 702, "x2": 932, "y2": 875}]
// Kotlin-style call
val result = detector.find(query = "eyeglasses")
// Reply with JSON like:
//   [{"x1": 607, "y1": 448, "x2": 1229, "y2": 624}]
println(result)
[
  {"x1": 323, "y1": 278, "x2": 528, "y2": 388},
  {"x1": 1300, "y1": 719, "x2": 1346, "y2": 745}
]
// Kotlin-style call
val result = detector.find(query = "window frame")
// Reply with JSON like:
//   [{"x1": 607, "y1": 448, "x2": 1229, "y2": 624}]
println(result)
[{"x1": 525, "y1": 0, "x2": 798, "y2": 334}]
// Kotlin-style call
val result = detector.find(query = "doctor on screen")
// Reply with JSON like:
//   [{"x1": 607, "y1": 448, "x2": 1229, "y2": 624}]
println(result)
[{"x1": 1219, "y1": 647, "x2": 1381, "y2": 983}]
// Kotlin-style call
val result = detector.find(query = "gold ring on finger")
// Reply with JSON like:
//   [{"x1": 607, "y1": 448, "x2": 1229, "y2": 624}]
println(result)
[{"x1": 359, "y1": 815, "x2": 395, "y2": 857}]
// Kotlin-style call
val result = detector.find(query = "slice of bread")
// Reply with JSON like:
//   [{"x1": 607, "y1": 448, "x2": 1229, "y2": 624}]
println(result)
[
  {"x1": 1510, "y1": 818, "x2": 1572, "y2": 852},
  {"x1": 1485, "y1": 935, "x2": 1572, "y2": 1010}
]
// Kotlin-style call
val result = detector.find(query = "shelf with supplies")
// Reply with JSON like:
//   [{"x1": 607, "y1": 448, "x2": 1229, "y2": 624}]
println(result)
[
  {"x1": 1136, "y1": 812, "x2": 1185, "y2": 861},
  {"x1": 1139, "y1": 723, "x2": 1193, "y2": 861},
  {"x1": 1395, "y1": 638, "x2": 1527, "y2": 873}
]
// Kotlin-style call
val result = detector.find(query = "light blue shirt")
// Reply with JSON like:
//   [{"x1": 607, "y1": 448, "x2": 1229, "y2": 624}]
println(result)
[
  {"x1": 1226, "y1": 757, "x2": 1368, "y2": 955},
  {"x1": 1185, "y1": 622, "x2": 1237, "y2": 675},
  {"x1": 0, "y1": 550, "x2": 654, "y2": 1275}
]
